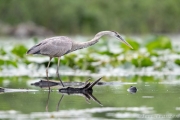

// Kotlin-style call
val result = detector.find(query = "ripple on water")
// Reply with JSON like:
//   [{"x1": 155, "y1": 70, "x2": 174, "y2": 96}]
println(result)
[
  {"x1": 142, "y1": 96, "x2": 154, "y2": 99},
  {"x1": 0, "y1": 107, "x2": 154, "y2": 119}
]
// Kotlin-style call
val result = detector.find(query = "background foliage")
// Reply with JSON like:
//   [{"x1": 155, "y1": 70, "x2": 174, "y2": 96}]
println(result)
[{"x1": 0, "y1": 0, "x2": 180, "y2": 34}]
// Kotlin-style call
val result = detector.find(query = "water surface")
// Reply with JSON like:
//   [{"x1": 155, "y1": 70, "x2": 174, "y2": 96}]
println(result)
[{"x1": 0, "y1": 76, "x2": 180, "y2": 119}]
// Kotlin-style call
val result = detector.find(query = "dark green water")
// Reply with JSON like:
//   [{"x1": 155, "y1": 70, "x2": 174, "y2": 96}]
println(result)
[{"x1": 1, "y1": 76, "x2": 180, "y2": 119}]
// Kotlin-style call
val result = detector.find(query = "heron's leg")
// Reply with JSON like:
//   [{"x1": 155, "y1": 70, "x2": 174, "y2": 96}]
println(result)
[
  {"x1": 46, "y1": 90, "x2": 51, "y2": 112},
  {"x1": 46, "y1": 57, "x2": 52, "y2": 90},
  {"x1": 57, "y1": 57, "x2": 65, "y2": 87},
  {"x1": 56, "y1": 94, "x2": 64, "y2": 111}
]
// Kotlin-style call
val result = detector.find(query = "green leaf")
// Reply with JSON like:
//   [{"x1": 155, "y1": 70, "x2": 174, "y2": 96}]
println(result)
[
  {"x1": 175, "y1": 59, "x2": 180, "y2": 66},
  {"x1": 145, "y1": 36, "x2": 172, "y2": 51},
  {"x1": 0, "y1": 59, "x2": 18, "y2": 68},
  {"x1": 11, "y1": 44, "x2": 28, "y2": 58},
  {"x1": 131, "y1": 56, "x2": 153, "y2": 67},
  {"x1": 0, "y1": 48, "x2": 6, "y2": 55}
]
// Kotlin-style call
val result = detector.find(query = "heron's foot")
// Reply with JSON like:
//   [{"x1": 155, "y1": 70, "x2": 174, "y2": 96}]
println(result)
[{"x1": 56, "y1": 72, "x2": 65, "y2": 87}]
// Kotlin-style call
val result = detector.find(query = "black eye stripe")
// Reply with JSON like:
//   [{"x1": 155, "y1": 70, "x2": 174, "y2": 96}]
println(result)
[
  {"x1": 116, "y1": 34, "x2": 123, "y2": 39},
  {"x1": 116, "y1": 34, "x2": 120, "y2": 37}
]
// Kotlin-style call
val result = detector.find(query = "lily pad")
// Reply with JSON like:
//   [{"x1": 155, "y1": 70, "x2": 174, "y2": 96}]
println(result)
[
  {"x1": 11, "y1": 44, "x2": 28, "y2": 58},
  {"x1": 145, "y1": 36, "x2": 172, "y2": 51}
]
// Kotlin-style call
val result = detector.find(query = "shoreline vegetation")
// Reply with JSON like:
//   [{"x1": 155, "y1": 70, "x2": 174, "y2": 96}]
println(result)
[{"x1": 0, "y1": 0, "x2": 180, "y2": 36}]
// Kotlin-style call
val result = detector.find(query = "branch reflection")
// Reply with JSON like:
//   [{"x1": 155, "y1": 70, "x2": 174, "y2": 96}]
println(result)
[{"x1": 33, "y1": 77, "x2": 103, "y2": 111}]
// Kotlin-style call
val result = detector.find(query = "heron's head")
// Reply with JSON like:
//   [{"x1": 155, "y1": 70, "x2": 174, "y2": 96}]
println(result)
[{"x1": 111, "y1": 31, "x2": 133, "y2": 49}]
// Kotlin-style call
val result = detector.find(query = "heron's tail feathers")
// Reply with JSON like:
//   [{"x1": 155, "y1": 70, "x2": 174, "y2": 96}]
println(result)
[{"x1": 27, "y1": 43, "x2": 41, "y2": 54}]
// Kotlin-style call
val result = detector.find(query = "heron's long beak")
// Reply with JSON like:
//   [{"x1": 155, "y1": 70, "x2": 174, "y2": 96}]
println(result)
[{"x1": 117, "y1": 35, "x2": 133, "y2": 49}]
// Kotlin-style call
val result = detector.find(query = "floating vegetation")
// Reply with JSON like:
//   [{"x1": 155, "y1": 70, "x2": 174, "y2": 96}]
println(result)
[{"x1": 0, "y1": 35, "x2": 180, "y2": 78}]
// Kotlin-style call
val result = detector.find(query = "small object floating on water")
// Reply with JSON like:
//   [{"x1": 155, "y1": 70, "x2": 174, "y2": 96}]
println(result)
[
  {"x1": 127, "y1": 86, "x2": 137, "y2": 94},
  {"x1": 0, "y1": 87, "x2": 4, "y2": 92}
]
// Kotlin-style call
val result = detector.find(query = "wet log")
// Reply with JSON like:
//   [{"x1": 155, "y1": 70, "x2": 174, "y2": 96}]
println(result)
[
  {"x1": 0, "y1": 87, "x2": 4, "y2": 92},
  {"x1": 59, "y1": 77, "x2": 102, "y2": 93}
]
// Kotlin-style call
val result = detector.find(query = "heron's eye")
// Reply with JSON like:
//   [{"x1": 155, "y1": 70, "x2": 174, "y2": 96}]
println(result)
[
  {"x1": 116, "y1": 34, "x2": 123, "y2": 40},
  {"x1": 116, "y1": 34, "x2": 120, "y2": 38}
]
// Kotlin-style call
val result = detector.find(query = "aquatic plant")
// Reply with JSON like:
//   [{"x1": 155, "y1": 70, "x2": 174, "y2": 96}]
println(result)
[{"x1": 0, "y1": 35, "x2": 180, "y2": 77}]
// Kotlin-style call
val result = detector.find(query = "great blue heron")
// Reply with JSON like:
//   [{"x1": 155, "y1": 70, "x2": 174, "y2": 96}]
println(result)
[{"x1": 27, "y1": 31, "x2": 133, "y2": 87}]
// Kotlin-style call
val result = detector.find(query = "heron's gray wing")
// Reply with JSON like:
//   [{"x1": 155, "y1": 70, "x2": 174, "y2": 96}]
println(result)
[
  {"x1": 27, "y1": 43, "x2": 41, "y2": 54},
  {"x1": 40, "y1": 36, "x2": 73, "y2": 57}
]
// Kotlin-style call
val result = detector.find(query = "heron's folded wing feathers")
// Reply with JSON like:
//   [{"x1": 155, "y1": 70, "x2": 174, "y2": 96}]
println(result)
[{"x1": 40, "y1": 36, "x2": 73, "y2": 57}]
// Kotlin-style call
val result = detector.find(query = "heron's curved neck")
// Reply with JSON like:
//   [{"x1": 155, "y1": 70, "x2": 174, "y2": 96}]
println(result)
[{"x1": 70, "y1": 31, "x2": 111, "y2": 52}]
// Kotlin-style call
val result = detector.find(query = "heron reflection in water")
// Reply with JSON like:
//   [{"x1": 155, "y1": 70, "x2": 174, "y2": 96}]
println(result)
[{"x1": 27, "y1": 31, "x2": 133, "y2": 87}]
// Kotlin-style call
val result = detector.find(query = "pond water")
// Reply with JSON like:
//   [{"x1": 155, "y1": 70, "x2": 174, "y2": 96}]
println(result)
[{"x1": 1, "y1": 76, "x2": 180, "y2": 120}]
